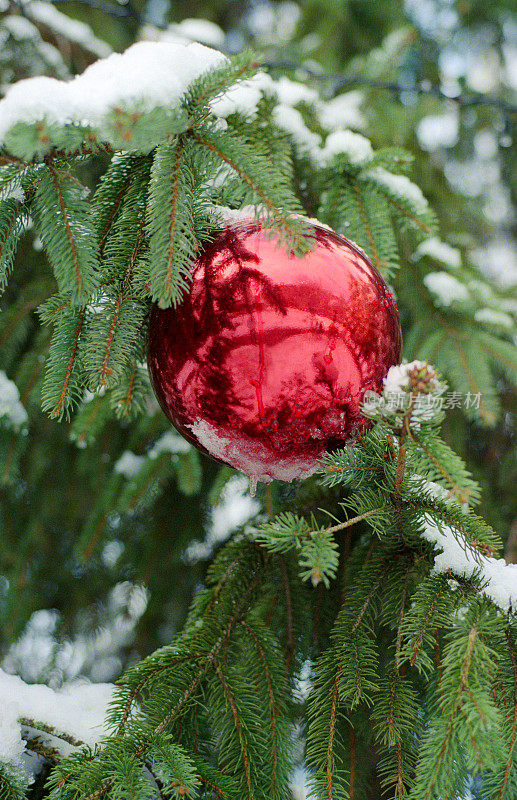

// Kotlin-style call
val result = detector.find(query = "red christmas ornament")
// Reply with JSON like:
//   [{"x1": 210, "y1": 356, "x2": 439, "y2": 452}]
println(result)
[{"x1": 148, "y1": 218, "x2": 401, "y2": 484}]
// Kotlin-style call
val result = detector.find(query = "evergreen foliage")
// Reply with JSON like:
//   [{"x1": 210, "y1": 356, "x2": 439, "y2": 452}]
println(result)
[{"x1": 0, "y1": 4, "x2": 516, "y2": 800}]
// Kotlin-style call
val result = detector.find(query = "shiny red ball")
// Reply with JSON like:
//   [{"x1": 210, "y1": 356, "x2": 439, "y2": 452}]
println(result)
[{"x1": 148, "y1": 219, "x2": 401, "y2": 483}]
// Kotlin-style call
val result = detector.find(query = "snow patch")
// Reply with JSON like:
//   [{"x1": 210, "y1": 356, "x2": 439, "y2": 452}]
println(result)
[
  {"x1": 474, "y1": 308, "x2": 513, "y2": 329},
  {"x1": 185, "y1": 475, "x2": 260, "y2": 562},
  {"x1": 416, "y1": 112, "x2": 458, "y2": 151},
  {"x1": 273, "y1": 76, "x2": 319, "y2": 107},
  {"x1": 114, "y1": 450, "x2": 145, "y2": 478},
  {"x1": 423, "y1": 271, "x2": 470, "y2": 306},
  {"x1": 413, "y1": 237, "x2": 461, "y2": 269},
  {"x1": 1, "y1": 14, "x2": 39, "y2": 40},
  {"x1": 362, "y1": 167, "x2": 428, "y2": 213},
  {"x1": 210, "y1": 71, "x2": 274, "y2": 119},
  {"x1": 0, "y1": 41, "x2": 227, "y2": 145},
  {"x1": 0, "y1": 371, "x2": 28, "y2": 427},
  {"x1": 168, "y1": 18, "x2": 225, "y2": 48},
  {"x1": 210, "y1": 204, "x2": 333, "y2": 233},
  {"x1": 363, "y1": 361, "x2": 446, "y2": 430},
  {"x1": 382, "y1": 361, "x2": 428, "y2": 395},
  {"x1": 272, "y1": 104, "x2": 322, "y2": 156},
  {"x1": 318, "y1": 91, "x2": 366, "y2": 132},
  {"x1": 148, "y1": 430, "x2": 191, "y2": 458},
  {"x1": 23, "y1": 1, "x2": 111, "y2": 57},
  {"x1": 73, "y1": 41, "x2": 227, "y2": 124},
  {"x1": 318, "y1": 130, "x2": 373, "y2": 167},
  {"x1": 0, "y1": 180, "x2": 25, "y2": 203},
  {"x1": 422, "y1": 518, "x2": 517, "y2": 613},
  {"x1": 0, "y1": 668, "x2": 113, "y2": 765}
]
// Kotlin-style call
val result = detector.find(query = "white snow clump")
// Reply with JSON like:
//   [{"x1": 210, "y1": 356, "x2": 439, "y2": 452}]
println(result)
[
  {"x1": 188, "y1": 417, "x2": 318, "y2": 484},
  {"x1": 210, "y1": 71, "x2": 274, "y2": 119},
  {"x1": 114, "y1": 450, "x2": 145, "y2": 478},
  {"x1": 413, "y1": 237, "x2": 462, "y2": 269},
  {"x1": 271, "y1": 104, "x2": 322, "y2": 156},
  {"x1": 363, "y1": 361, "x2": 446, "y2": 430},
  {"x1": 24, "y1": 0, "x2": 111, "y2": 57},
  {"x1": 318, "y1": 90, "x2": 366, "y2": 132},
  {"x1": 422, "y1": 518, "x2": 517, "y2": 613},
  {"x1": 416, "y1": 112, "x2": 458, "y2": 151},
  {"x1": 148, "y1": 430, "x2": 191, "y2": 458},
  {"x1": 423, "y1": 271, "x2": 470, "y2": 307},
  {"x1": 474, "y1": 308, "x2": 514, "y2": 330},
  {"x1": 0, "y1": 371, "x2": 28, "y2": 427},
  {"x1": 362, "y1": 167, "x2": 429, "y2": 213},
  {"x1": 0, "y1": 40, "x2": 227, "y2": 145},
  {"x1": 318, "y1": 130, "x2": 373, "y2": 167},
  {"x1": 0, "y1": 668, "x2": 113, "y2": 768}
]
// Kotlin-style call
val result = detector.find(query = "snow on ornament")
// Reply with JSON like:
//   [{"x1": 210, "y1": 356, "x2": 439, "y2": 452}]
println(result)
[{"x1": 147, "y1": 215, "x2": 401, "y2": 485}]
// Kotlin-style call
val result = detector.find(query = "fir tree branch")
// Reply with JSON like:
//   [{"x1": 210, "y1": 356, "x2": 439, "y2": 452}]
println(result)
[
  {"x1": 191, "y1": 128, "x2": 309, "y2": 251},
  {"x1": 279, "y1": 557, "x2": 294, "y2": 669},
  {"x1": 162, "y1": 138, "x2": 186, "y2": 301},
  {"x1": 48, "y1": 164, "x2": 89, "y2": 298},
  {"x1": 42, "y1": 308, "x2": 86, "y2": 420},
  {"x1": 212, "y1": 661, "x2": 255, "y2": 800},
  {"x1": 421, "y1": 626, "x2": 478, "y2": 800},
  {"x1": 408, "y1": 430, "x2": 472, "y2": 505},
  {"x1": 144, "y1": 136, "x2": 197, "y2": 306},
  {"x1": 34, "y1": 165, "x2": 99, "y2": 305},
  {"x1": 349, "y1": 725, "x2": 355, "y2": 800},
  {"x1": 449, "y1": 337, "x2": 497, "y2": 426},
  {"x1": 409, "y1": 584, "x2": 447, "y2": 667},
  {"x1": 383, "y1": 194, "x2": 434, "y2": 235},
  {"x1": 395, "y1": 566, "x2": 411, "y2": 670},
  {"x1": 97, "y1": 229, "x2": 145, "y2": 387},
  {"x1": 0, "y1": 297, "x2": 43, "y2": 347},
  {"x1": 152, "y1": 565, "x2": 266, "y2": 739},
  {"x1": 238, "y1": 620, "x2": 279, "y2": 795},
  {"x1": 351, "y1": 564, "x2": 390, "y2": 634},
  {"x1": 0, "y1": 200, "x2": 22, "y2": 290},
  {"x1": 325, "y1": 507, "x2": 386, "y2": 535},
  {"x1": 97, "y1": 176, "x2": 134, "y2": 257},
  {"x1": 116, "y1": 655, "x2": 204, "y2": 735},
  {"x1": 352, "y1": 181, "x2": 381, "y2": 273},
  {"x1": 497, "y1": 630, "x2": 517, "y2": 800},
  {"x1": 325, "y1": 672, "x2": 340, "y2": 800}
]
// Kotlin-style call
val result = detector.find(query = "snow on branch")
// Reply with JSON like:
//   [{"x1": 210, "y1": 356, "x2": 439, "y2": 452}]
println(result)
[
  {"x1": 0, "y1": 371, "x2": 28, "y2": 428},
  {"x1": 0, "y1": 41, "x2": 227, "y2": 153},
  {"x1": 0, "y1": 668, "x2": 113, "y2": 769},
  {"x1": 22, "y1": 0, "x2": 112, "y2": 58},
  {"x1": 423, "y1": 518, "x2": 517, "y2": 613}
]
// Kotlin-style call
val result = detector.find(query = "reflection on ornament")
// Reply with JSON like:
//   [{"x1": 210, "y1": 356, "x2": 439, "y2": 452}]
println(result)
[{"x1": 148, "y1": 219, "x2": 401, "y2": 483}]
